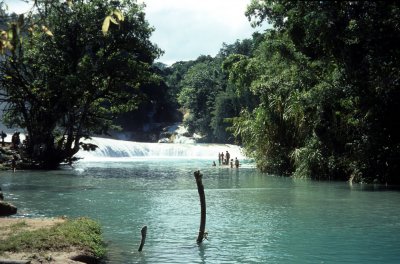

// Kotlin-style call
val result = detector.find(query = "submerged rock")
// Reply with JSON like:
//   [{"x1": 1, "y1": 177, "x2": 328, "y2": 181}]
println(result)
[
  {"x1": 158, "y1": 138, "x2": 170, "y2": 143},
  {"x1": 0, "y1": 201, "x2": 17, "y2": 216},
  {"x1": 158, "y1": 123, "x2": 203, "y2": 143}
]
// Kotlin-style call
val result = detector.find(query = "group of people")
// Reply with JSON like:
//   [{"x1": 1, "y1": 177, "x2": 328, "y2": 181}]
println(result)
[{"x1": 213, "y1": 151, "x2": 240, "y2": 168}]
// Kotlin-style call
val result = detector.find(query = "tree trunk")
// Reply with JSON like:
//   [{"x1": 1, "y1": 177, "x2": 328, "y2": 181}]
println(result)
[
  {"x1": 194, "y1": 170, "x2": 206, "y2": 244},
  {"x1": 138, "y1": 225, "x2": 147, "y2": 252}
]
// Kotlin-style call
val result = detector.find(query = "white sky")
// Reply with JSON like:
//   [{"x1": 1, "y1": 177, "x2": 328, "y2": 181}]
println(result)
[{"x1": 4, "y1": 0, "x2": 267, "y2": 65}]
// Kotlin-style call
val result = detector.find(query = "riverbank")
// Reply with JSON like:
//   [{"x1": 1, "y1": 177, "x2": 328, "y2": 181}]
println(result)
[
  {"x1": 0, "y1": 217, "x2": 105, "y2": 263},
  {"x1": 0, "y1": 141, "x2": 23, "y2": 171}
]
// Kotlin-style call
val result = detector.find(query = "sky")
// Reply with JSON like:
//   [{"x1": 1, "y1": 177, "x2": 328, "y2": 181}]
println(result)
[{"x1": 4, "y1": 0, "x2": 267, "y2": 65}]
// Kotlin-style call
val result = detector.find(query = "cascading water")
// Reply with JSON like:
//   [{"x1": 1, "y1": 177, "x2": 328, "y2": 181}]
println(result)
[{"x1": 76, "y1": 137, "x2": 246, "y2": 161}]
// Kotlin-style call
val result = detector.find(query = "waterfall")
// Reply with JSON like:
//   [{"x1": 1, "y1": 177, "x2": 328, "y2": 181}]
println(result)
[{"x1": 76, "y1": 137, "x2": 246, "y2": 161}]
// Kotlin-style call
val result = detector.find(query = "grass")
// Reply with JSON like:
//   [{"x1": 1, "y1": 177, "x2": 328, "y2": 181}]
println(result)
[
  {"x1": 0, "y1": 221, "x2": 28, "y2": 239},
  {"x1": 8, "y1": 221, "x2": 29, "y2": 233},
  {"x1": 0, "y1": 220, "x2": 28, "y2": 232},
  {"x1": 0, "y1": 217, "x2": 106, "y2": 259}
]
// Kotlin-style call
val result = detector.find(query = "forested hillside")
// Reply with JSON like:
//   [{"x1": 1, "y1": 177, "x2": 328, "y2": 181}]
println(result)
[
  {"x1": 0, "y1": 0, "x2": 399, "y2": 183},
  {"x1": 152, "y1": 1, "x2": 400, "y2": 184}
]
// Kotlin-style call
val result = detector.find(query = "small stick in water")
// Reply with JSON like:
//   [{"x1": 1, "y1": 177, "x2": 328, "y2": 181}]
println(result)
[{"x1": 138, "y1": 225, "x2": 147, "y2": 252}]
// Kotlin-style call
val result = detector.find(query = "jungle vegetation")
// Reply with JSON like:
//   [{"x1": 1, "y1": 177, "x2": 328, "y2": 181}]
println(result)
[
  {"x1": 159, "y1": 1, "x2": 400, "y2": 184},
  {"x1": 0, "y1": 1, "x2": 399, "y2": 185},
  {"x1": 0, "y1": 0, "x2": 162, "y2": 168}
]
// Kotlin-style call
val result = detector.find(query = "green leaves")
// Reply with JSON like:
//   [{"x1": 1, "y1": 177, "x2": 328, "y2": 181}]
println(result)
[
  {"x1": 238, "y1": 0, "x2": 400, "y2": 183},
  {"x1": 102, "y1": 10, "x2": 125, "y2": 36},
  {"x1": 177, "y1": 59, "x2": 225, "y2": 138},
  {"x1": 0, "y1": 0, "x2": 161, "y2": 168}
]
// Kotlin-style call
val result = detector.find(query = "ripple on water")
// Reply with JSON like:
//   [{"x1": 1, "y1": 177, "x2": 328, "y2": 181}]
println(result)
[{"x1": 1, "y1": 161, "x2": 400, "y2": 263}]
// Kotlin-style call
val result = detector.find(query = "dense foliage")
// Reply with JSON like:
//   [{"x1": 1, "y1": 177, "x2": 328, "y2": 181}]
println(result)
[
  {"x1": 0, "y1": 0, "x2": 161, "y2": 168},
  {"x1": 162, "y1": 1, "x2": 399, "y2": 184},
  {"x1": 162, "y1": 38, "x2": 261, "y2": 143},
  {"x1": 0, "y1": 1, "x2": 398, "y2": 184},
  {"x1": 223, "y1": 0, "x2": 399, "y2": 183},
  {"x1": 115, "y1": 62, "x2": 182, "y2": 141}
]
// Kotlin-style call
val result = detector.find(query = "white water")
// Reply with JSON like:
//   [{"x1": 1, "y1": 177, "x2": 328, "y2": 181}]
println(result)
[
  {"x1": 77, "y1": 137, "x2": 246, "y2": 161},
  {"x1": 158, "y1": 123, "x2": 202, "y2": 143}
]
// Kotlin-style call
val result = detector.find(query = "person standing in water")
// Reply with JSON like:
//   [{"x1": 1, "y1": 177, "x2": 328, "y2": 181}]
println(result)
[
  {"x1": 11, "y1": 155, "x2": 18, "y2": 172},
  {"x1": 225, "y1": 151, "x2": 230, "y2": 165},
  {"x1": 235, "y1": 157, "x2": 239, "y2": 168}
]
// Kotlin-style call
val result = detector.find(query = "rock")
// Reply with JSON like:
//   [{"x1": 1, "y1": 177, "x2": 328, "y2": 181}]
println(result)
[
  {"x1": 159, "y1": 131, "x2": 173, "y2": 139},
  {"x1": 70, "y1": 253, "x2": 98, "y2": 264},
  {"x1": 158, "y1": 138, "x2": 170, "y2": 143},
  {"x1": 182, "y1": 131, "x2": 191, "y2": 137},
  {"x1": 0, "y1": 259, "x2": 30, "y2": 264},
  {"x1": 0, "y1": 201, "x2": 17, "y2": 216}
]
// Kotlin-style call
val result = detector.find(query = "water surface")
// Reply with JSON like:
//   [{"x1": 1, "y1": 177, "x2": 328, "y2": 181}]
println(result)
[{"x1": 1, "y1": 159, "x2": 400, "y2": 263}]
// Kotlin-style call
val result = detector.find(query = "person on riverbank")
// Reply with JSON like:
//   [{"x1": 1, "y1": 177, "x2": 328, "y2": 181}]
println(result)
[
  {"x1": 221, "y1": 152, "x2": 224, "y2": 165},
  {"x1": 1, "y1": 131, "x2": 6, "y2": 147},
  {"x1": 218, "y1": 153, "x2": 222, "y2": 165}
]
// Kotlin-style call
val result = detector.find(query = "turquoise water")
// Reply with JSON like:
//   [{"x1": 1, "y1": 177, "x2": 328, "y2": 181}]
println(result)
[{"x1": 1, "y1": 159, "x2": 400, "y2": 263}]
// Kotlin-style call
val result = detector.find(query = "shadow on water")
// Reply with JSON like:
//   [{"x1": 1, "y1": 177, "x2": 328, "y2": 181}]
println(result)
[{"x1": 349, "y1": 183, "x2": 400, "y2": 192}]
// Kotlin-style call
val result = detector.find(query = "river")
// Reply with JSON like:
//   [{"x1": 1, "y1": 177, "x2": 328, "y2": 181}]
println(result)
[{"x1": 1, "y1": 138, "x2": 399, "y2": 263}]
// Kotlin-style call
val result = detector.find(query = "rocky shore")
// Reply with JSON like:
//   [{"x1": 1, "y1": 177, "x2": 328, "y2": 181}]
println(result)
[
  {"x1": 0, "y1": 141, "x2": 26, "y2": 172},
  {"x1": 0, "y1": 142, "x2": 105, "y2": 263},
  {"x1": 0, "y1": 189, "x2": 104, "y2": 263},
  {"x1": 0, "y1": 185, "x2": 17, "y2": 217}
]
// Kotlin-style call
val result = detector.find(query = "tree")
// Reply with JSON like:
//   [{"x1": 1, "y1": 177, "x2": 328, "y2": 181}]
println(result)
[
  {"x1": 115, "y1": 63, "x2": 183, "y2": 139},
  {"x1": 210, "y1": 90, "x2": 240, "y2": 143},
  {"x1": 166, "y1": 36, "x2": 263, "y2": 143},
  {"x1": 178, "y1": 57, "x2": 224, "y2": 140},
  {"x1": 0, "y1": 0, "x2": 161, "y2": 168},
  {"x1": 224, "y1": 31, "x2": 314, "y2": 174},
  {"x1": 242, "y1": 0, "x2": 400, "y2": 183}
]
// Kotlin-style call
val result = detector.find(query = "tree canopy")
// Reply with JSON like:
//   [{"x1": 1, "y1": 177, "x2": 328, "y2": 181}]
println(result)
[
  {"x1": 0, "y1": 0, "x2": 161, "y2": 168},
  {"x1": 223, "y1": 0, "x2": 400, "y2": 183},
  {"x1": 164, "y1": 1, "x2": 400, "y2": 184},
  {"x1": 0, "y1": 0, "x2": 398, "y2": 184}
]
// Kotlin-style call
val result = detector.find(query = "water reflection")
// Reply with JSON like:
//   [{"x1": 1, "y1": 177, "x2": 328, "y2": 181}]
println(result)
[{"x1": 197, "y1": 243, "x2": 207, "y2": 264}]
